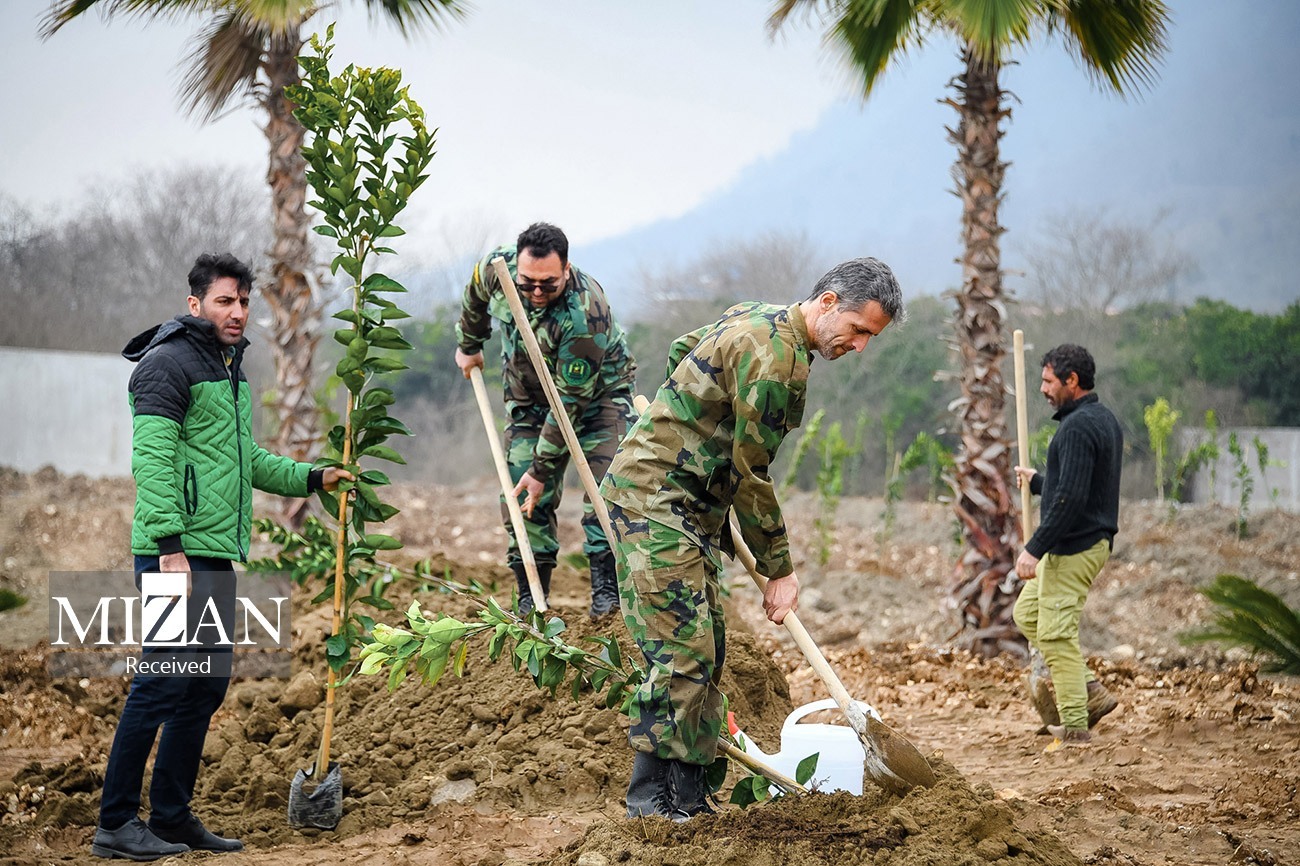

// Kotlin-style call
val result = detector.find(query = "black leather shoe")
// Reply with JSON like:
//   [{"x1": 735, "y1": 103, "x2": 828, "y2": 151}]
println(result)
[
  {"x1": 149, "y1": 814, "x2": 243, "y2": 852},
  {"x1": 91, "y1": 818, "x2": 190, "y2": 860}
]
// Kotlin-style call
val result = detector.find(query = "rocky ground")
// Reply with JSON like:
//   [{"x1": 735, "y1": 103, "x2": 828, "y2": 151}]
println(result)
[{"x1": 0, "y1": 468, "x2": 1297, "y2": 865}]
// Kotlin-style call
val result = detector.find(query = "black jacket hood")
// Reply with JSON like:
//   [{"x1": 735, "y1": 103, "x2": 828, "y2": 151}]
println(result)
[{"x1": 122, "y1": 315, "x2": 248, "y2": 363}]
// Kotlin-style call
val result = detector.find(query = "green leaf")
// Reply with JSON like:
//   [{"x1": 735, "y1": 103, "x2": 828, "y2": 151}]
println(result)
[
  {"x1": 326, "y1": 633, "x2": 348, "y2": 659},
  {"x1": 363, "y1": 533, "x2": 403, "y2": 550},
  {"x1": 378, "y1": 225, "x2": 406, "y2": 237},
  {"x1": 452, "y1": 640, "x2": 470, "y2": 677},
  {"x1": 543, "y1": 616, "x2": 566, "y2": 639},
  {"x1": 362, "y1": 356, "x2": 408, "y2": 373},
  {"x1": 423, "y1": 650, "x2": 450, "y2": 687},
  {"x1": 361, "y1": 272, "x2": 406, "y2": 293},
  {"x1": 359, "y1": 444, "x2": 407, "y2": 464},
  {"x1": 540, "y1": 655, "x2": 567, "y2": 693},
  {"x1": 359, "y1": 469, "x2": 391, "y2": 485},
  {"x1": 361, "y1": 388, "x2": 395, "y2": 408},
  {"x1": 729, "y1": 776, "x2": 761, "y2": 808},
  {"x1": 335, "y1": 355, "x2": 359, "y2": 377},
  {"x1": 357, "y1": 594, "x2": 394, "y2": 611},
  {"x1": 387, "y1": 657, "x2": 409, "y2": 690},
  {"x1": 487, "y1": 623, "x2": 509, "y2": 661},
  {"x1": 316, "y1": 489, "x2": 340, "y2": 516},
  {"x1": 360, "y1": 651, "x2": 389, "y2": 676},
  {"x1": 704, "y1": 755, "x2": 729, "y2": 794},
  {"x1": 313, "y1": 224, "x2": 339, "y2": 238},
  {"x1": 795, "y1": 752, "x2": 819, "y2": 786}
]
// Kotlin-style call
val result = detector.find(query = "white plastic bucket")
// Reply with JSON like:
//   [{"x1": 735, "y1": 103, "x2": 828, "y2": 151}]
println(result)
[{"x1": 730, "y1": 698, "x2": 881, "y2": 795}]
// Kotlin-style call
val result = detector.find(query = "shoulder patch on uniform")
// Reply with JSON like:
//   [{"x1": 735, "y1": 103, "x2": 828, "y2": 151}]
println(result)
[{"x1": 561, "y1": 357, "x2": 594, "y2": 385}]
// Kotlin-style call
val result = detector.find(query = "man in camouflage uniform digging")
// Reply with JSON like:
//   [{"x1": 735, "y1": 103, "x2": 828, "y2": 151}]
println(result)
[
  {"x1": 456, "y1": 222, "x2": 636, "y2": 618},
  {"x1": 599, "y1": 257, "x2": 903, "y2": 819}
]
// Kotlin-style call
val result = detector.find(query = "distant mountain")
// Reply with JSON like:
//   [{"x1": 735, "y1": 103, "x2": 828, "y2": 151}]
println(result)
[{"x1": 582, "y1": 3, "x2": 1300, "y2": 316}]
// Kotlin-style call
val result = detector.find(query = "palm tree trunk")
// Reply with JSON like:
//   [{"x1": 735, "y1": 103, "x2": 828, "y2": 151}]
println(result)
[
  {"x1": 262, "y1": 31, "x2": 320, "y2": 525},
  {"x1": 946, "y1": 48, "x2": 1025, "y2": 657}
]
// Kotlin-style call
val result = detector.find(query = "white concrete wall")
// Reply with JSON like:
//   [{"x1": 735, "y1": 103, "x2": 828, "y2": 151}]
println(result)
[
  {"x1": 1, "y1": 346, "x2": 133, "y2": 478},
  {"x1": 1182, "y1": 427, "x2": 1300, "y2": 513}
]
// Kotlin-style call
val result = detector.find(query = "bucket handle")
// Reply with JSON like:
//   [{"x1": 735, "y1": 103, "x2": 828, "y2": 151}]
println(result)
[{"x1": 783, "y1": 698, "x2": 881, "y2": 732}]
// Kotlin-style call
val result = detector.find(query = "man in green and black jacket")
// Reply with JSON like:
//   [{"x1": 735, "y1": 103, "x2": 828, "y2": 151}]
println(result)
[{"x1": 92, "y1": 253, "x2": 351, "y2": 861}]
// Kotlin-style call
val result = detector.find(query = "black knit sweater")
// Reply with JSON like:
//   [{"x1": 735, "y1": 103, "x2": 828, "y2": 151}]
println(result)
[{"x1": 1026, "y1": 393, "x2": 1123, "y2": 558}]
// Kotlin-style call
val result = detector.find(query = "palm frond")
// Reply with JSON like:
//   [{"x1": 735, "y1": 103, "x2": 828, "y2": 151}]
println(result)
[
  {"x1": 1181, "y1": 574, "x2": 1300, "y2": 675},
  {"x1": 178, "y1": 10, "x2": 268, "y2": 121},
  {"x1": 944, "y1": 0, "x2": 1038, "y2": 62},
  {"x1": 1050, "y1": 0, "x2": 1171, "y2": 95},
  {"x1": 41, "y1": 0, "x2": 215, "y2": 38},
  {"x1": 767, "y1": 0, "x2": 829, "y2": 35},
  {"x1": 361, "y1": 0, "x2": 469, "y2": 37},
  {"x1": 830, "y1": 0, "x2": 933, "y2": 97}
]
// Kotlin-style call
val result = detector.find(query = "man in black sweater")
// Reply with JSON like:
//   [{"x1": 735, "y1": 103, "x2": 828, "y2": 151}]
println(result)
[{"x1": 1013, "y1": 344, "x2": 1123, "y2": 746}]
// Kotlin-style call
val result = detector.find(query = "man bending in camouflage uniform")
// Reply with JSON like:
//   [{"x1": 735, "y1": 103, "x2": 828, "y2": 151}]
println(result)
[
  {"x1": 599, "y1": 257, "x2": 903, "y2": 819},
  {"x1": 456, "y1": 222, "x2": 636, "y2": 618}
]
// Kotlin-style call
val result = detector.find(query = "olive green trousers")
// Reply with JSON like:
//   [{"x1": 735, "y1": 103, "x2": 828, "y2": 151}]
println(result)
[{"x1": 1013, "y1": 539, "x2": 1110, "y2": 730}]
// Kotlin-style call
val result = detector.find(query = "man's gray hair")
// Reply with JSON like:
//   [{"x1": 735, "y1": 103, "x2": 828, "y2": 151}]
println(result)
[{"x1": 807, "y1": 257, "x2": 905, "y2": 323}]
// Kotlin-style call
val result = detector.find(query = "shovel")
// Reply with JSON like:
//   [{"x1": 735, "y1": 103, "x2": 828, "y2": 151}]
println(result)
[
  {"x1": 469, "y1": 365, "x2": 547, "y2": 611},
  {"x1": 488, "y1": 257, "x2": 617, "y2": 543},
  {"x1": 1013, "y1": 329, "x2": 1034, "y2": 548},
  {"x1": 1013, "y1": 330, "x2": 1053, "y2": 725},
  {"x1": 287, "y1": 397, "x2": 353, "y2": 829},
  {"x1": 727, "y1": 519, "x2": 936, "y2": 794},
  {"x1": 625, "y1": 395, "x2": 934, "y2": 793}
]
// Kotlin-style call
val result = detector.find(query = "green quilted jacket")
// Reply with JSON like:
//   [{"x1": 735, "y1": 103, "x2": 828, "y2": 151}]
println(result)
[{"x1": 123, "y1": 316, "x2": 318, "y2": 561}]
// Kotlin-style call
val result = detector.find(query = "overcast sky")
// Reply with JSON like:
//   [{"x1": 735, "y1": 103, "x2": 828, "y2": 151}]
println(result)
[
  {"x1": 1, "y1": 1, "x2": 849, "y2": 253},
  {"x1": 4, "y1": 0, "x2": 1298, "y2": 311}
]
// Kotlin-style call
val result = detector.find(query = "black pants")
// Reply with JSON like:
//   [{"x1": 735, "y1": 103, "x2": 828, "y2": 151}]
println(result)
[{"x1": 98, "y1": 555, "x2": 234, "y2": 829}]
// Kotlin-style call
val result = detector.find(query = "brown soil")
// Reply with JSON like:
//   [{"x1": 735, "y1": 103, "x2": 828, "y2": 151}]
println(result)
[{"x1": 1, "y1": 469, "x2": 1297, "y2": 866}]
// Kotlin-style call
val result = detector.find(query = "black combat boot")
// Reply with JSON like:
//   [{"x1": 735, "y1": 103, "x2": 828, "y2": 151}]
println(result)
[
  {"x1": 669, "y1": 760, "x2": 716, "y2": 821},
  {"x1": 625, "y1": 752, "x2": 674, "y2": 818},
  {"x1": 512, "y1": 562, "x2": 553, "y2": 615},
  {"x1": 587, "y1": 551, "x2": 620, "y2": 619}
]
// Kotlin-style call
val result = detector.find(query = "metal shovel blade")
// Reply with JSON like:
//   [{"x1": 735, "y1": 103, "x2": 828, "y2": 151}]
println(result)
[
  {"x1": 726, "y1": 518, "x2": 937, "y2": 795},
  {"x1": 287, "y1": 761, "x2": 342, "y2": 829},
  {"x1": 863, "y1": 715, "x2": 937, "y2": 794}
]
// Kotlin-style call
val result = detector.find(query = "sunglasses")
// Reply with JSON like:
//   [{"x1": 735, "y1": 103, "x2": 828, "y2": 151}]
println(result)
[{"x1": 517, "y1": 276, "x2": 565, "y2": 296}]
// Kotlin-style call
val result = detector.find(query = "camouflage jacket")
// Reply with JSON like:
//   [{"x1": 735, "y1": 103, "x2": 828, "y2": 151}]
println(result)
[
  {"x1": 456, "y1": 244, "x2": 636, "y2": 483},
  {"x1": 601, "y1": 302, "x2": 812, "y2": 578}
]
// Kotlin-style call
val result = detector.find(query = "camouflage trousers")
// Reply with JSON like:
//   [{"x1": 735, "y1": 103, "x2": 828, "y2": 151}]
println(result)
[
  {"x1": 502, "y1": 389, "x2": 634, "y2": 567},
  {"x1": 608, "y1": 504, "x2": 726, "y2": 765}
]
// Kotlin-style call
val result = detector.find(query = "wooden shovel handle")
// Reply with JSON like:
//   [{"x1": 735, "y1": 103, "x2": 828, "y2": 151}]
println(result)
[
  {"x1": 728, "y1": 521, "x2": 873, "y2": 736},
  {"x1": 490, "y1": 257, "x2": 615, "y2": 543},
  {"x1": 1013, "y1": 329, "x2": 1033, "y2": 541},
  {"x1": 469, "y1": 366, "x2": 546, "y2": 611},
  {"x1": 717, "y1": 739, "x2": 806, "y2": 796}
]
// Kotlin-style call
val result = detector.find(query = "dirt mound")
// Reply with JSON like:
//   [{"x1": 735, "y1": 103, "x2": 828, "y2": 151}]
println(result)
[
  {"x1": 4, "y1": 471, "x2": 1300, "y2": 865},
  {"x1": 0, "y1": 577, "x2": 796, "y2": 854},
  {"x1": 182, "y1": 589, "x2": 795, "y2": 848},
  {"x1": 549, "y1": 761, "x2": 1080, "y2": 866}
]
